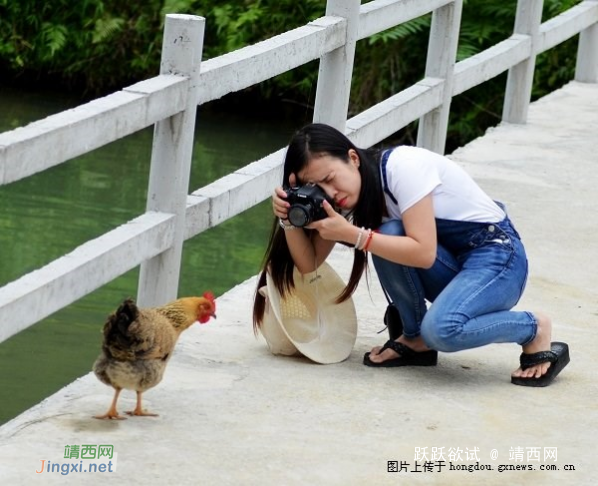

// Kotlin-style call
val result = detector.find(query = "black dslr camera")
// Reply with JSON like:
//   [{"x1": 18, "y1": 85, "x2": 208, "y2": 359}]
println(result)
[{"x1": 284, "y1": 184, "x2": 334, "y2": 227}]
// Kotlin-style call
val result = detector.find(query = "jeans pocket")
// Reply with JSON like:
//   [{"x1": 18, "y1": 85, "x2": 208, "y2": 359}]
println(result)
[{"x1": 468, "y1": 224, "x2": 513, "y2": 251}]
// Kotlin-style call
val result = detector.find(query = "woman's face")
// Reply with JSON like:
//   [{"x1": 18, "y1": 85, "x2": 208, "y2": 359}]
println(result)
[{"x1": 296, "y1": 149, "x2": 362, "y2": 210}]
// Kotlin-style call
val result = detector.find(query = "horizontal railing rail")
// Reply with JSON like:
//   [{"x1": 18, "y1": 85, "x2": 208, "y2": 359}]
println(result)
[{"x1": 0, "y1": 76, "x2": 189, "y2": 186}]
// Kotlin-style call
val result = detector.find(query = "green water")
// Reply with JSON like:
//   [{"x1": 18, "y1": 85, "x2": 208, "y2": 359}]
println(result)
[{"x1": 0, "y1": 85, "x2": 298, "y2": 425}]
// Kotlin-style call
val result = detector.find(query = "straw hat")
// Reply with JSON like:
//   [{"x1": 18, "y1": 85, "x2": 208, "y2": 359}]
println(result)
[{"x1": 258, "y1": 262, "x2": 357, "y2": 364}]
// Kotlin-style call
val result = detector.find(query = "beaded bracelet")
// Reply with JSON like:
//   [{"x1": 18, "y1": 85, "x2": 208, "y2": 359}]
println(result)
[
  {"x1": 279, "y1": 218, "x2": 296, "y2": 230},
  {"x1": 354, "y1": 227, "x2": 365, "y2": 249},
  {"x1": 362, "y1": 229, "x2": 374, "y2": 252}
]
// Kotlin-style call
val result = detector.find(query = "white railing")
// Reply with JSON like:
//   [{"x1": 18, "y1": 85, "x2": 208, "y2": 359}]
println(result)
[{"x1": 0, "y1": 0, "x2": 597, "y2": 344}]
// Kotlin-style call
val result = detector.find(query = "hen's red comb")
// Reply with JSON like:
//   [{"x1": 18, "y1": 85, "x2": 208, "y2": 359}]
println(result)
[{"x1": 203, "y1": 291, "x2": 215, "y2": 303}]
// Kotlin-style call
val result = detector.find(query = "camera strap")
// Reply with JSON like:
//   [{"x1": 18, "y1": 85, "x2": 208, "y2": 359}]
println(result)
[{"x1": 380, "y1": 148, "x2": 398, "y2": 205}]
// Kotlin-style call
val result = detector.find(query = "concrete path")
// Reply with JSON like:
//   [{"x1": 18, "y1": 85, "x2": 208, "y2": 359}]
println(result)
[{"x1": 0, "y1": 81, "x2": 596, "y2": 485}]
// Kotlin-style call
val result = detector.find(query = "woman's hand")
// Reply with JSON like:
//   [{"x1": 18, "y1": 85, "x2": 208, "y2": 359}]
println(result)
[
  {"x1": 307, "y1": 200, "x2": 352, "y2": 242},
  {"x1": 272, "y1": 173, "x2": 296, "y2": 221}
]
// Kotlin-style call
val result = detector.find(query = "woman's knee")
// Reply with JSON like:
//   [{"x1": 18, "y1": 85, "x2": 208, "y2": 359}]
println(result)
[{"x1": 420, "y1": 315, "x2": 462, "y2": 352}]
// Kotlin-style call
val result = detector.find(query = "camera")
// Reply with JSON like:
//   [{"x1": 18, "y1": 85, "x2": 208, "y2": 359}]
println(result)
[{"x1": 284, "y1": 184, "x2": 334, "y2": 227}]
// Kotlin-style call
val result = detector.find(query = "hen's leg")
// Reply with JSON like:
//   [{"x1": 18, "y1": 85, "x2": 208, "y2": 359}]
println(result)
[
  {"x1": 125, "y1": 391, "x2": 158, "y2": 417},
  {"x1": 94, "y1": 388, "x2": 126, "y2": 420}
]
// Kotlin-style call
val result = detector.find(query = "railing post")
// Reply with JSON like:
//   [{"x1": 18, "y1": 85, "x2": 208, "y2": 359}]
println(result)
[
  {"x1": 137, "y1": 14, "x2": 205, "y2": 307},
  {"x1": 502, "y1": 0, "x2": 543, "y2": 123},
  {"x1": 575, "y1": 1, "x2": 598, "y2": 83},
  {"x1": 312, "y1": 0, "x2": 360, "y2": 132},
  {"x1": 416, "y1": 0, "x2": 463, "y2": 154}
]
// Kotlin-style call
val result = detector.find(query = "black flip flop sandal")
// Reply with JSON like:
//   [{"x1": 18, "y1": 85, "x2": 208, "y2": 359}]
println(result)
[
  {"x1": 363, "y1": 340, "x2": 438, "y2": 368},
  {"x1": 511, "y1": 341, "x2": 570, "y2": 387}
]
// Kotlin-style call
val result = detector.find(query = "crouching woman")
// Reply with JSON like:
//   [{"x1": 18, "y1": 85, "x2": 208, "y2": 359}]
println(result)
[{"x1": 252, "y1": 122, "x2": 569, "y2": 386}]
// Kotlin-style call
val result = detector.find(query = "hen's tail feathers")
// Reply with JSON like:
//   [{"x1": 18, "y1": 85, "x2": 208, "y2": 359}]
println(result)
[{"x1": 103, "y1": 299, "x2": 140, "y2": 357}]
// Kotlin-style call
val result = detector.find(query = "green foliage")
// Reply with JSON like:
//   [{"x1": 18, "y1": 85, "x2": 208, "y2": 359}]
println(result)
[
  {"x1": 0, "y1": 0, "x2": 585, "y2": 146},
  {"x1": 368, "y1": 15, "x2": 432, "y2": 45},
  {"x1": 92, "y1": 17, "x2": 126, "y2": 44},
  {"x1": 40, "y1": 23, "x2": 68, "y2": 59},
  {"x1": 0, "y1": 0, "x2": 165, "y2": 91},
  {"x1": 212, "y1": 3, "x2": 265, "y2": 52}
]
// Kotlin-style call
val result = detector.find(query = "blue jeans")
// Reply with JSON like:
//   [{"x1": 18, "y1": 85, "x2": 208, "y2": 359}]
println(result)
[{"x1": 371, "y1": 211, "x2": 536, "y2": 352}]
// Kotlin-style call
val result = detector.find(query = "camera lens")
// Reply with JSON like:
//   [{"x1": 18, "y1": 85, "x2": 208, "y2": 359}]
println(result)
[{"x1": 288, "y1": 205, "x2": 311, "y2": 227}]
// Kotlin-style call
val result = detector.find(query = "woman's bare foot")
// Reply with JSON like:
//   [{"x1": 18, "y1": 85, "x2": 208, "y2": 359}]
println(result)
[
  {"x1": 367, "y1": 335, "x2": 431, "y2": 364},
  {"x1": 511, "y1": 312, "x2": 552, "y2": 379}
]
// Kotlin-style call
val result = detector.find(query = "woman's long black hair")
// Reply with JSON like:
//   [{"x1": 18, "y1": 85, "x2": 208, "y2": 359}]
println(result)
[{"x1": 252, "y1": 123, "x2": 386, "y2": 332}]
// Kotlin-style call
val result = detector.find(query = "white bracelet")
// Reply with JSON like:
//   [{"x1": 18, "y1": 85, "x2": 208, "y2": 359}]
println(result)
[
  {"x1": 279, "y1": 218, "x2": 296, "y2": 230},
  {"x1": 354, "y1": 227, "x2": 365, "y2": 249}
]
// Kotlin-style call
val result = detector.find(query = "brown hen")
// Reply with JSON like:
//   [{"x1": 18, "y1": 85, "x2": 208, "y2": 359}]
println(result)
[{"x1": 93, "y1": 293, "x2": 216, "y2": 419}]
